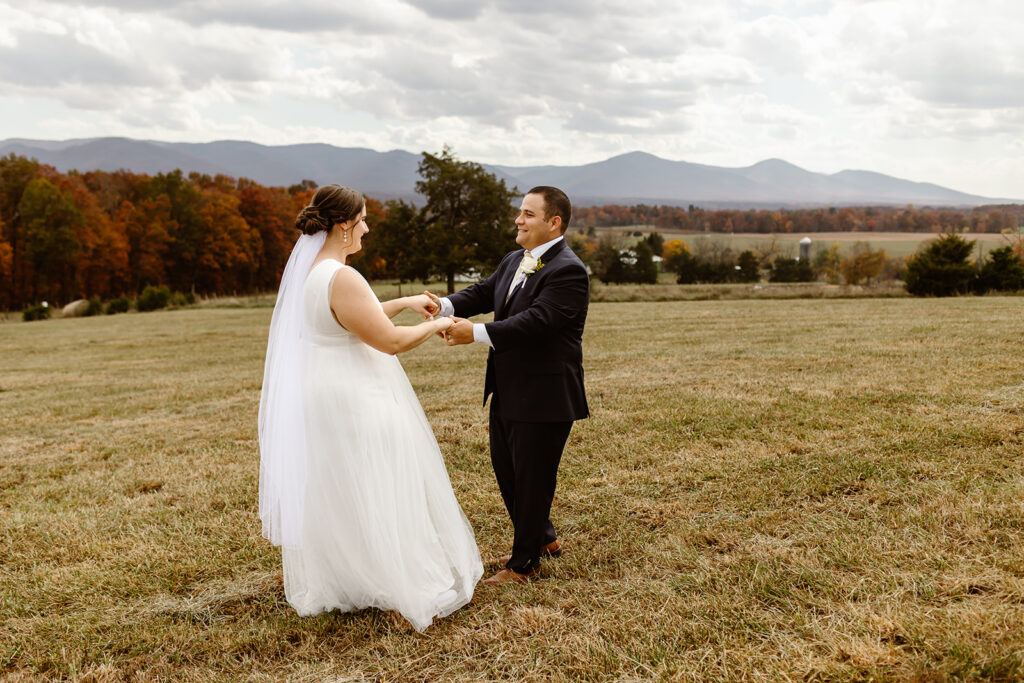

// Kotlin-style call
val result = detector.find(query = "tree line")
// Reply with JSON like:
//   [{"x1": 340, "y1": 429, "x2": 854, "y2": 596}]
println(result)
[
  {"x1": 4, "y1": 146, "x2": 1022, "y2": 313},
  {"x1": 574, "y1": 203, "x2": 1024, "y2": 235},
  {"x1": 573, "y1": 229, "x2": 1024, "y2": 295},
  {"x1": 0, "y1": 153, "x2": 313, "y2": 311},
  {"x1": 0, "y1": 149, "x2": 519, "y2": 311}
]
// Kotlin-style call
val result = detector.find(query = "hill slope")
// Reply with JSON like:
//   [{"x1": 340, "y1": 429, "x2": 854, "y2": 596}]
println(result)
[{"x1": 1, "y1": 138, "x2": 1015, "y2": 207}]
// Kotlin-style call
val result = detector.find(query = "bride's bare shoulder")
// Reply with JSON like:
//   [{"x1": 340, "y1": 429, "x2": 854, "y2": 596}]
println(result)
[{"x1": 328, "y1": 263, "x2": 371, "y2": 293}]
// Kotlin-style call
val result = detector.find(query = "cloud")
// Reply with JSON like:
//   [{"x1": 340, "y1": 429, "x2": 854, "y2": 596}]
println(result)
[
  {"x1": 887, "y1": 41, "x2": 1024, "y2": 109},
  {"x1": 401, "y1": 0, "x2": 485, "y2": 21},
  {"x1": 172, "y1": 1, "x2": 406, "y2": 33},
  {"x1": 566, "y1": 108, "x2": 694, "y2": 136},
  {"x1": 0, "y1": 29, "x2": 154, "y2": 89},
  {"x1": 738, "y1": 14, "x2": 810, "y2": 75},
  {"x1": 2, "y1": 0, "x2": 1024, "y2": 197},
  {"x1": 38, "y1": 0, "x2": 411, "y2": 33},
  {"x1": 737, "y1": 94, "x2": 815, "y2": 127},
  {"x1": 0, "y1": 0, "x2": 752, "y2": 138}
]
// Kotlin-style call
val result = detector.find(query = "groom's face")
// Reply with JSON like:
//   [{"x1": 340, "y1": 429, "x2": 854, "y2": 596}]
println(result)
[{"x1": 515, "y1": 193, "x2": 561, "y2": 251}]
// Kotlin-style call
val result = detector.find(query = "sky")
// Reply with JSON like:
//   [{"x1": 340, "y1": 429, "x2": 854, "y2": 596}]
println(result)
[{"x1": 1, "y1": 0, "x2": 1022, "y2": 199}]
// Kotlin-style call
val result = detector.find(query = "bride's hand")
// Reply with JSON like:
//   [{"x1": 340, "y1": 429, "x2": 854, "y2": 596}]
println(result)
[
  {"x1": 423, "y1": 290, "x2": 441, "y2": 315},
  {"x1": 435, "y1": 316, "x2": 453, "y2": 339},
  {"x1": 407, "y1": 294, "x2": 438, "y2": 320}
]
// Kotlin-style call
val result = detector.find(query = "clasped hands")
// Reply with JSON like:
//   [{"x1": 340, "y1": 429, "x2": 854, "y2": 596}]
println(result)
[{"x1": 409, "y1": 290, "x2": 473, "y2": 346}]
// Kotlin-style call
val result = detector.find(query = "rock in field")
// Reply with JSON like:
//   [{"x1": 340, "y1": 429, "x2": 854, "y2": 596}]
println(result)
[{"x1": 62, "y1": 299, "x2": 90, "y2": 317}]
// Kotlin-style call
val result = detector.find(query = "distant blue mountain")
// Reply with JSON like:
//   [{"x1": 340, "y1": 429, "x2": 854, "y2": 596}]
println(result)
[{"x1": 1, "y1": 138, "x2": 1016, "y2": 208}]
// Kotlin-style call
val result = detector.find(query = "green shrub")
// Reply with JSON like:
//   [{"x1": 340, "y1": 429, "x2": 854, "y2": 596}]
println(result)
[
  {"x1": 83, "y1": 297, "x2": 103, "y2": 317},
  {"x1": 170, "y1": 290, "x2": 196, "y2": 307},
  {"x1": 976, "y1": 246, "x2": 1024, "y2": 293},
  {"x1": 631, "y1": 240, "x2": 658, "y2": 284},
  {"x1": 22, "y1": 302, "x2": 51, "y2": 322},
  {"x1": 137, "y1": 285, "x2": 171, "y2": 312},
  {"x1": 736, "y1": 251, "x2": 761, "y2": 283},
  {"x1": 904, "y1": 234, "x2": 976, "y2": 296},
  {"x1": 105, "y1": 296, "x2": 131, "y2": 315},
  {"x1": 673, "y1": 251, "x2": 700, "y2": 284},
  {"x1": 673, "y1": 254, "x2": 739, "y2": 284},
  {"x1": 769, "y1": 257, "x2": 814, "y2": 283},
  {"x1": 644, "y1": 232, "x2": 664, "y2": 257}
]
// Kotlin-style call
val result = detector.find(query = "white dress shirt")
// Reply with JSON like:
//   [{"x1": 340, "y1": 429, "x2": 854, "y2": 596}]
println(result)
[{"x1": 439, "y1": 236, "x2": 564, "y2": 348}]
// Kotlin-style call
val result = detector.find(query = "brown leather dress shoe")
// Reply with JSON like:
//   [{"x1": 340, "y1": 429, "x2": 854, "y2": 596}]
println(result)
[
  {"x1": 482, "y1": 567, "x2": 540, "y2": 586},
  {"x1": 495, "y1": 539, "x2": 562, "y2": 567}
]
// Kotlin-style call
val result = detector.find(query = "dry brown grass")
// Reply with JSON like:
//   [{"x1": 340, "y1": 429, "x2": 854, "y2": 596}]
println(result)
[
  {"x1": 589, "y1": 280, "x2": 912, "y2": 303},
  {"x1": 1, "y1": 296, "x2": 1023, "y2": 680}
]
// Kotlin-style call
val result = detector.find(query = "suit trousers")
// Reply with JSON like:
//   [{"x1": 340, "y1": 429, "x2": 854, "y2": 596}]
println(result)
[{"x1": 489, "y1": 395, "x2": 573, "y2": 574}]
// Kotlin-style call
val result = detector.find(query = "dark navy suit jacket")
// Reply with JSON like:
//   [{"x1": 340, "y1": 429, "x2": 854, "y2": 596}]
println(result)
[{"x1": 447, "y1": 239, "x2": 590, "y2": 423}]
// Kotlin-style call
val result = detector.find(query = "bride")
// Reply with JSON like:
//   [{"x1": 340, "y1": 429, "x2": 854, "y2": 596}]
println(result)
[{"x1": 258, "y1": 185, "x2": 482, "y2": 632}]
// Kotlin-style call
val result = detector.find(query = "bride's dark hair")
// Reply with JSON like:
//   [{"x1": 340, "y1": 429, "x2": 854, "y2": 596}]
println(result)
[{"x1": 295, "y1": 185, "x2": 365, "y2": 235}]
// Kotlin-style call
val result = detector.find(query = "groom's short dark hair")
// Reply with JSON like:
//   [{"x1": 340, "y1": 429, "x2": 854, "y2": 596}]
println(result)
[{"x1": 527, "y1": 186, "x2": 571, "y2": 233}]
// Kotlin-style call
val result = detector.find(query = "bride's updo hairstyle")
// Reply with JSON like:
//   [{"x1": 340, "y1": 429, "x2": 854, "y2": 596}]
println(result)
[{"x1": 295, "y1": 185, "x2": 365, "y2": 235}]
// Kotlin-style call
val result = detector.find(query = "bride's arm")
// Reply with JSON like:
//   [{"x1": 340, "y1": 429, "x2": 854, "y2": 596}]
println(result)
[
  {"x1": 380, "y1": 293, "x2": 436, "y2": 320},
  {"x1": 331, "y1": 269, "x2": 451, "y2": 355}
]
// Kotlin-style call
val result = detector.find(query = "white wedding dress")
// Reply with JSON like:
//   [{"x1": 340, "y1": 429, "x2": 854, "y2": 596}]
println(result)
[{"x1": 282, "y1": 259, "x2": 482, "y2": 631}]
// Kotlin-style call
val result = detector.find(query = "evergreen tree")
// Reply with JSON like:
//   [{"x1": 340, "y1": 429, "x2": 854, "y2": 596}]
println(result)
[
  {"x1": 644, "y1": 231, "x2": 664, "y2": 256},
  {"x1": 631, "y1": 240, "x2": 658, "y2": 284},
  {"x1": 674, "y1": 251, "x2": 700, "y2": 284},
  {"x1": 904, "y1": 234, "x2": 976, "y2": 296},
  {"x1": 415, "y1": 147, "x2": 519, "y2": 294},
  {"x1": 976, "y1": 245, "x2": 1024, "y2": 293},
  {"x1": 769, "y1": 257, "x2": 813, "y2": 283},
  {"x1": 593, "y1": 236, "x2": 626, "y2": 283},
  {"x1": 736, "y1": 250, "x2": 760, "y2": 283},
  {"x1": 366, "y1": 199, "x2": 429, "y2": 287}
]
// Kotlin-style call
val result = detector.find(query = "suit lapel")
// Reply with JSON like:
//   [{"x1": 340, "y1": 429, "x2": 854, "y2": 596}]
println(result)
[
  {"x1": 496, "y1": 249, "x2": 525, "y2": 319},
  {"x1": 499, "y1": 240, "x2": 569, "y2": 317},
  {"x1": 519, "y1": 240, "x2": 567, "y2": 298}
]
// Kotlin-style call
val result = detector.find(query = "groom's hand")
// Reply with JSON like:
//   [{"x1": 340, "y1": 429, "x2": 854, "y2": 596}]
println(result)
[{"x1": 444, "y1": 317, "x2": 474, "y2": 346}]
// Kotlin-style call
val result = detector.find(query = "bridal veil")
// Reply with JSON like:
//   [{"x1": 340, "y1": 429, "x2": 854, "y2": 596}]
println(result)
[{"x1": 257, "y1": 231, "x2": 326, "y2": 548}]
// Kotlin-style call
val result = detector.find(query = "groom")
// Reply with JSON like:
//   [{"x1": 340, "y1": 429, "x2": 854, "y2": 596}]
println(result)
[{"x1": 433, "y1": 185, "x2": 590, "y2": 586}]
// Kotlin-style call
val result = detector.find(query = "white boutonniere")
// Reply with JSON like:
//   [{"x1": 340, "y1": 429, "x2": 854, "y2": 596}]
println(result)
[{"x1": 521, "y1": 254, "x2": 544, "y2": 276}]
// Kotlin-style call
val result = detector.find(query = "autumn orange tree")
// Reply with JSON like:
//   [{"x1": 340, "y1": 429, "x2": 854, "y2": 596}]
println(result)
[
  {"x1": 839, "y1": 242, "x2": 889, "y2": 285},
  {"x1": 0, "y1": 155, "x2": 309, "y2": 310}
]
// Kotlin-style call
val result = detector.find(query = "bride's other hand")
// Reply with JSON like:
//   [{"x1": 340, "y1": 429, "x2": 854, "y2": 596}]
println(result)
[
  {"x1": 423, "y1": 290, "x2": 441, "y2": 315},
  {"x1": 436, "y1": 316, "x2": 454, "y2": 339},
  {"x1": 407, "y1": 294, "x2": 438, "y2": 320}
]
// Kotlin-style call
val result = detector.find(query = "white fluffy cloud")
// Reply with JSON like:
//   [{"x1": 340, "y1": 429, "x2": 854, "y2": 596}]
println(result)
[{"x1": 0, "y1": 0, "x2": 1022, "y2": 197}]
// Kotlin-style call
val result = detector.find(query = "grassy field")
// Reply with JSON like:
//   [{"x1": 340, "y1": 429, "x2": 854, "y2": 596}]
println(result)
[
  {"x1": 177, "y1": 278, "x2": 913, "y2": 308},
  {"x1": 604, "y1": 229, "x2": 1019, "y2": 260},
  {"x1": 2, "y1": 296, "x2": 1023, "y2": 680}
]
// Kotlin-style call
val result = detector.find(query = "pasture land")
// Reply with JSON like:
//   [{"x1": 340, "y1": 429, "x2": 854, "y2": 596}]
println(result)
[
  {"x1": 1, "y1": 297, "x2": 1023, "y2": 680},
  {"x1": 606, "y1": 229, "x2": 1018, "y2": 260}
]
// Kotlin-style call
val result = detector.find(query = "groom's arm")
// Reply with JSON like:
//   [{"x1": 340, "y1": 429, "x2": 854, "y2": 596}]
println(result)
[
  {"x1": 440, "y1": 250, "x2": 519, "y2": 319},
  {"x1": 442, "y1": 273, "x2": 499, "y2": 319},
  {"x1": 483, "y1": 263, "x2": 589, "y2": 350},
  {"x1": 426, "y1": 293, "x2": 494, "y2": 347},
  {"x1": 444, "y1": 316, "x2": 486, "y2": 346},
  {"x1": 437, "y1": 284, "x2": 497, "y2": 346}
]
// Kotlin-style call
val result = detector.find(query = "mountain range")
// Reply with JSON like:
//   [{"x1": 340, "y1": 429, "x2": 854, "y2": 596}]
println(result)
[{"x1": 1, "y1": 137, "x2": 1017, "y2": 208}]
